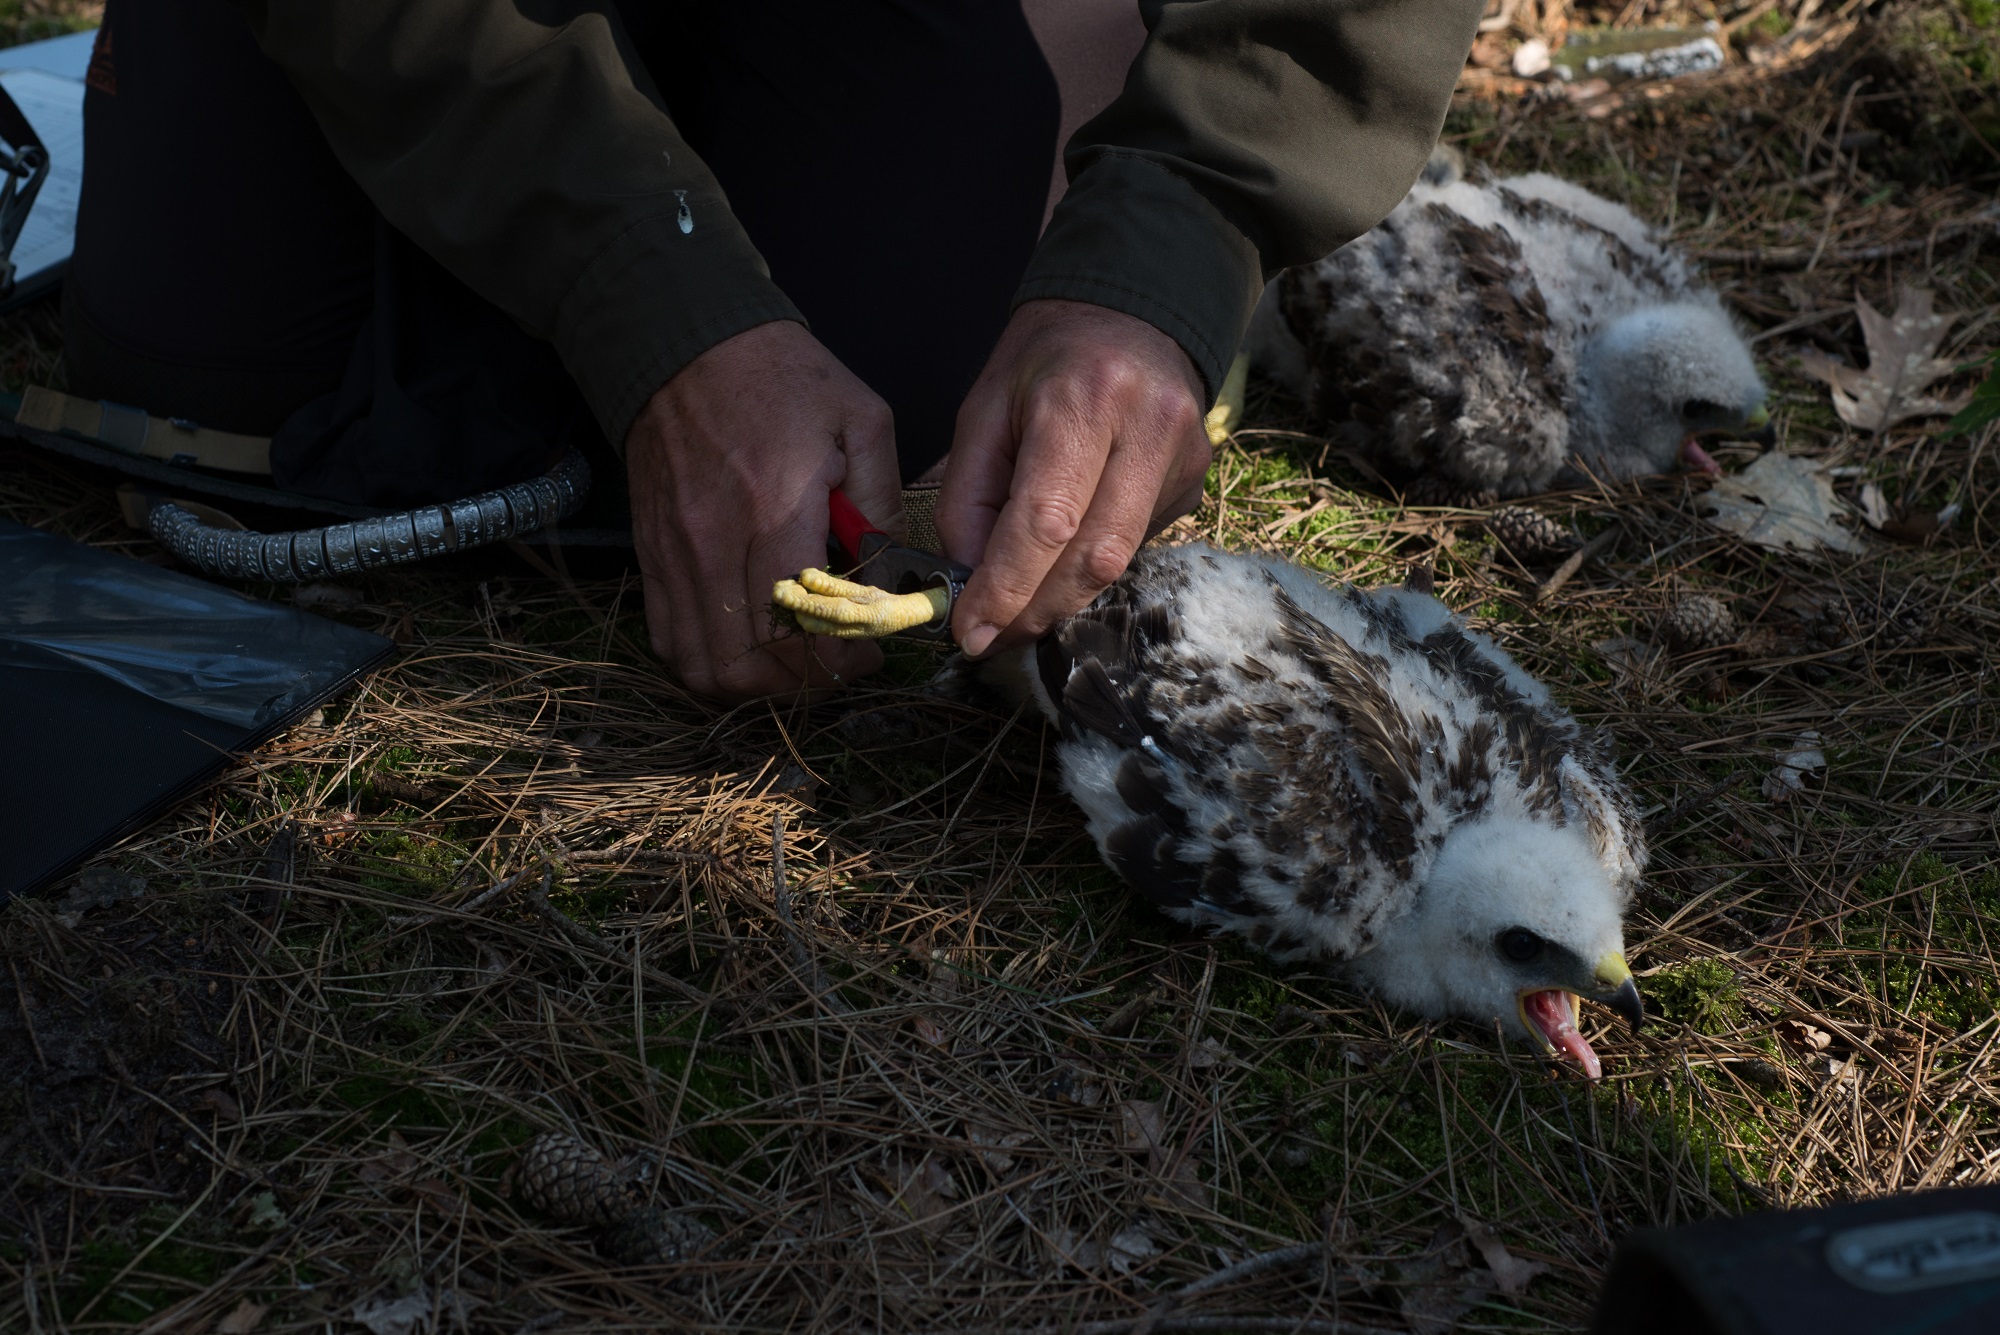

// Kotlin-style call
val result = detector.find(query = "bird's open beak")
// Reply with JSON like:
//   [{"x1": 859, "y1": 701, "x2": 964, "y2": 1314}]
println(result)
[
  {"x1": 1517, "y1": 988, "x2": 1599, "y2": 1079},
  {"x1": 1679, "y1": 437, "x2": 1724, "y2": 476},
  {"x1": 1590, "y1": 951, "x2": 1645, "y2": 1033},
  {"x1": 1515, "y1": 953, "x2": 1644, "y2": 1081}
]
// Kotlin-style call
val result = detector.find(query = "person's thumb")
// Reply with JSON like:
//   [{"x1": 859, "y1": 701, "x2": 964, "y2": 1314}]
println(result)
[{"x1": 839, "y1": 407, "x2": 905, "y2": 544}]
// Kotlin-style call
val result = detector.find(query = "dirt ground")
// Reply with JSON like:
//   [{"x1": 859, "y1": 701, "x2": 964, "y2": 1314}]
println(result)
[{"x1": 2, "y1": 3, "x2": 1998, "y2": 1332}]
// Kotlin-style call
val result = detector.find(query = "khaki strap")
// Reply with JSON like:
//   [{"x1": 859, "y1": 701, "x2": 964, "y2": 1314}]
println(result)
[{"x1": 18, "y1": 384, "x2": 273, "y2": 475}]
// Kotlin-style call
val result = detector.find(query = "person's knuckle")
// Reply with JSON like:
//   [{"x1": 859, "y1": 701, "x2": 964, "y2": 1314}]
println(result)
[
  {"x1": 1079, "y1": 533, "x2": 1138, "y2": 589},
  {"x1": 677, "y1": 660, "x2": 718, "y2": 697},
  {"x1": 1021, "y1": 494, "x2": 1085, "y2": 550},
  {"x1": 714, "y1": 658, "x2": 770, "y2": 698},
  {"x1": 1146, "y1": 377, "x2": 1201, "y2": 430},
  {"x1": 1086, "y1": 352, "x2": 1147, "y2": 405}
]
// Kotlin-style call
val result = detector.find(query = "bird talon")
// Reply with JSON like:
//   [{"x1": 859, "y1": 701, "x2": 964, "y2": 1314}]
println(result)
[{"x1": 772, "y1": 569, "x2": 950, "y2": 639}]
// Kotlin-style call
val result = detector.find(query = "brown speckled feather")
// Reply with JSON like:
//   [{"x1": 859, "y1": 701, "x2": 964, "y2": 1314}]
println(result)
[{"x1": 1033, "y1": 544, "x2": 1646, "y2": 963}]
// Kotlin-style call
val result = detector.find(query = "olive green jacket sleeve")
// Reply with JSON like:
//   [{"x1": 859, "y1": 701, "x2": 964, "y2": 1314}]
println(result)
[
  {"x1": 1019, "y1": 0, "x2": 1484, "y2": 401},
  {"x1": 234, "y1": 0, "x2": 1476, "y2": 445},
  {"x1": 231, "y1": 0, "x2": 802, "y2": 449}
]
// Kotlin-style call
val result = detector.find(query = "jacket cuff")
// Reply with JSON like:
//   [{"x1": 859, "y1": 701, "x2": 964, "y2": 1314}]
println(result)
[
  {"x1": 552, "y1": 199, "x2": 805, "y2": 450},
  {"x1": 1013, "y1": 152, "x2": 1263, "y2": 405}
]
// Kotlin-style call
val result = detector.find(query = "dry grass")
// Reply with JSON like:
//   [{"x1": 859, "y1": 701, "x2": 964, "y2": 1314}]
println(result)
[{"x1": 3, "y1": 2, "x2": 1999, "y2": 1331}]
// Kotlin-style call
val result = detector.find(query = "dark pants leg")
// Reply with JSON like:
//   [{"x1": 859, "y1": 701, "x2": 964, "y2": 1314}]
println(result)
[
  {"x1": 66, "y1": 0, "x2": 1060, "y2": 503},
  {"x1": 64, "y1": 0, "x2": 374, "y2": 436},
  {"x1": 68, "y1": 0, "x2": 591, "y2": 508},
  {"x1": 622, "y1": 1, "x2": 1059, "y2": 479}
]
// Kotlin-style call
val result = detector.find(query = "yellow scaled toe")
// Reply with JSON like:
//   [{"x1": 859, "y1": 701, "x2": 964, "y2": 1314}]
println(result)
[
  {"x1": 1204, "y1": 350, "x2": 1250, "y2": 447},
  {"x1": 772, "y1": 570, "x2": 950, "y2": 638}
]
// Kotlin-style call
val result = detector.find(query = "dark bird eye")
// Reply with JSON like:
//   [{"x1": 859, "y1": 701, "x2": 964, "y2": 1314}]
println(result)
[
  {"x1": 1496, "y1": 928, "x2": 1544, "y2": 963},
  {"x1": 1681, "y1": 397, "x2": 1727, "y2": 423}
]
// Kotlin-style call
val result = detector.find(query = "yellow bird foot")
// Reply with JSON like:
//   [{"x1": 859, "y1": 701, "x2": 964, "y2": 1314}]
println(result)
[
  {"x1": 1204, "y1": 350, "x2": 1250, "y2": 447},
  {"x1": 771, "y1": 567, "x2": 951, "y2": 639}
]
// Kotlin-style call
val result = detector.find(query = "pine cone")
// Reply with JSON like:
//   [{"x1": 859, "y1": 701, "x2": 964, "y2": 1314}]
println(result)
[
  {"x1": 600, "y1": 1204, "x2": 718, "y2": 1268},
  {"x1": 1661, "y1": 594, "x2": 1737, "y2": 651},
  {"x1": 515, "y1": 1132, "x2": 637, "y2": 1227},
  {"x1": 1738, "y1": 625, "x2": 1794, "y2": 659},
  {"x1": 1780, "y1": 587, "x2": 1937, "y2": 655},
  {"x1": 1406, "y1": 476, "x2": 1500, "y2": 509},
  {"x1": 1484, "y1": 505, "x2": 1578, "y2": 560}
]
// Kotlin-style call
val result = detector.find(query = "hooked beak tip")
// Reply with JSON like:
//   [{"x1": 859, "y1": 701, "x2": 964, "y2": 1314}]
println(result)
[
  {"x1": 1592, "y1": 952, "x2": 1644, "y2": 1033},
  {"x1": 1604, "y1": 977, "x2": 1645, "y2": 1033}
]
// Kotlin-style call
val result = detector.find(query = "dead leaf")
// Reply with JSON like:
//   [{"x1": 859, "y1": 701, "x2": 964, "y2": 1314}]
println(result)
[
  {"x1": 378, "y1": 1133, "x2": 423, "y2": 1179},
  {"x1": 62, "y1": 867, "x2": 148, "y2": 912},
  {"x1": 1339, "y1": 1041, "x2": 1387, "y2": 1068},
  {"x1": 1858, "y1": 483, "x2": 1961, "y2": 543},
  {"x1": 923, "y1": 947, "x2": 962, "y2": 1003},
  {"x1": 1049, "y1": 1226, "x2": 1104, "y2": 1272},
  {"x1": 244, "y1": 1191, "x2": 287, "y2": 1232},
  {"x1": 1098, "y1": 988, "x2": 1159, "y2": 1038},
  {"x1": 1798, "y1": 288, "x2": 1970, "y2": 431},
  {"x1": 349, "y1": 1287, "x2": 478, "y2": 1335},
  {"x1": 1879, "y1": 500, "x2": 1961, "y2": 544},
  {"x1": 1118, "y1": 1099, "x2": 1167, "y2": 1167},
  {"x1": 193, "y1": 1087, "x2": 243, "y2": 1123},
  {"x1": 888, "y1": 1153, "x2": 959, "y2": 1233},
  {"x1": 1593, "y1": 635, "x2": 1664, "y2": 681},
  {"x1": 1043, "y1": 1063, "x2": 1104, "y2": 1107},
  {"x1": 966, "y1": 1123, "x2": 1029, "y2": 1173},
  {"x1": 1395, "y1": 1223, "x2": 1493, "y2": 1335},
  {"x1": 1186, "y1": 1037, "x2": 1233, "y2": 1069},
  {"x1": 411, "y1": 1178, "x2": 464, "y2": 1215},
  {"x1": 1700, "y1": 450, "x2": 1864, "y2": 554},
  {"x1": 1050, "y1": 1221, "x2": 1157, "y2": 1275},
  {"x1": 351, "y1": 1292, "x2": 431, "y2": 1335},
  {"x1": 1106, "y1": 1223, "x2": 1159, "y2": 1275},
  {"x1": 1162, "y1": 1156, "x2": 1214, "y2": 1213},
  {"x1": 1272, "y1": 1003, "x2": 1325, "y2": 1031},
  {"x1": 1778, "y1": 1018, "x2": 1835, "y2": 1055},
  {"x1": 909, "y1": 1014, "x2": 951, "y2": 1049},
  {"x1": 1458, "y1": 1215, "x2": 1549, "y2": 1299},
  {"x1": 215, "y1": 1297, "x2": 267, "y2": 1334},
  {"x1": 1859, "y1": 482, "x2": 1893, "y2": 530},
  {"x1": 1762, "y1": 731, "x2": 1827, "y2": 802}
]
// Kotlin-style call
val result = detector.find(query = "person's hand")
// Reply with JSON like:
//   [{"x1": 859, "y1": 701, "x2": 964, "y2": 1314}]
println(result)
[
  {"x1": 625, "y1": 320, "x2": 903, "y2": 699},
  {"x1": 936, "y1": 299, "x2": 1212, "y2": 657}
]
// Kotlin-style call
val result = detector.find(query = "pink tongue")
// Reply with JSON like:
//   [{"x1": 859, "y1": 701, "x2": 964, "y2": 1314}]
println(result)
[
  {"x1": 1681, "y1": 437, "x2": 1723, "y2": 476},
  {"x1": 1523, "y1": 989, "x2": 1602, "y2": 1081}
]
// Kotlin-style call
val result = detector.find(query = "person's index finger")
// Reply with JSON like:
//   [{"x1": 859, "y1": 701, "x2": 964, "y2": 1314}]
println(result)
[
  {"x1": 951, "y1": 400, "x2": 1113, "y2": 656},
  {"x1": 838, "y1": 411, "x2": 905, "y2": 544},
  {"x1": 1003, "y1": 428, "x2": 1162, "y2": 642},
  {"x1": 935, "y1": 391, "x2": 1020, "y2": 569}
]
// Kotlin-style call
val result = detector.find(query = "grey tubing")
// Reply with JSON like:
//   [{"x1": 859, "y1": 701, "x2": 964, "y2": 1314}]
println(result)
[{"x1": 148, "y1": 447, "x2": 591, "y2": 583}]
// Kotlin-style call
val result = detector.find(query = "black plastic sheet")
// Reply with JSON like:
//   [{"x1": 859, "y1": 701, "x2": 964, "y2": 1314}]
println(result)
[{"x1": 0, "y1": 519, "x2": 391, "y2": 899}]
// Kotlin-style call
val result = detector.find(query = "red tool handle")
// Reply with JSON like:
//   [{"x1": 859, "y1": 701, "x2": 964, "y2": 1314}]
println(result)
[{"x1": 827, "y1": 488, "x2": 884, "y2": 565}]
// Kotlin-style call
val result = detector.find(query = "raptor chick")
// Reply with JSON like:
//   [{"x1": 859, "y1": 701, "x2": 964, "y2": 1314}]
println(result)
[
  {"x1": 993, "y1": 543, "x2": 1648, "y2": 1075},
  {"x1": 1249, "y1": 160, "x2": 1767, "y2": 499}
]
